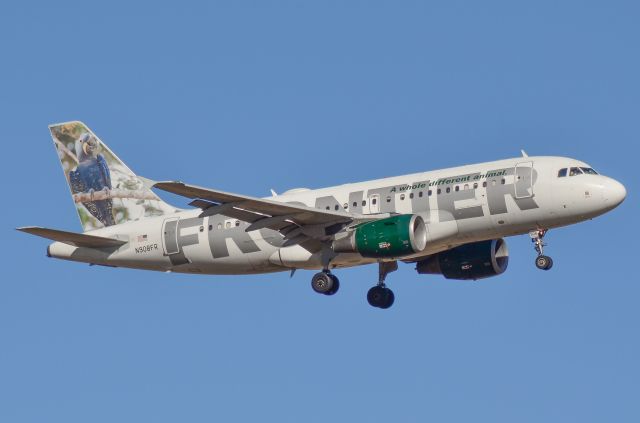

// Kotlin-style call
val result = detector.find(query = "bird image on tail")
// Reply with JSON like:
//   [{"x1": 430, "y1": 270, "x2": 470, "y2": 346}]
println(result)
[
  {"x1": 69, "y1": 132, "x2": 115, "y2": 226},
  {"x1": 50, "y1": 121, "x2": 176, "y2": 232}
]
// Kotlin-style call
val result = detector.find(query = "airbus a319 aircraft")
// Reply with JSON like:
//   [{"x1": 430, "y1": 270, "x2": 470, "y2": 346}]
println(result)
[{"x1": 19, "y1": 121, "x2": 626, "y2": 309}]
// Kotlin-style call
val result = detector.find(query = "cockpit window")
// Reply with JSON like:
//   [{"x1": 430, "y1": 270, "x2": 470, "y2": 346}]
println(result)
[
  {"x1": 580, "y1": 167, "x2": 598, "y2": 175},
  {"x1": 558, "y1": 168, "x2": 567, "y2": 177},
  {"x1": 569, "y1": 167, "x2": 583, "y2": 176}
]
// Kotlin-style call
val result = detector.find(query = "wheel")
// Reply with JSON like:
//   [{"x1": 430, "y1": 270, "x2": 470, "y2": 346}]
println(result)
[
  {"x1": 367, "y1": 286, "x2": 384, "y2": 307},
  {"x1": 311, "y1": 272, "x2": 334, "y2": 294},
  {"x1": 535, "y1": 255, "x2": 553, "y2": 270},
  {"x1": 325, "y1": 275, "x2": 340, "y2": 296},
  {"x1": 378, "y1": 288, "x2": 395, "y2": 309},
  {"x1": 367, "y1": 286, "x2": 394, "y2": 309}
]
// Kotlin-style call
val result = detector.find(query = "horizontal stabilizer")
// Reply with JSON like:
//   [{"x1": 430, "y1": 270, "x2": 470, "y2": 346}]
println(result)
[{"x1": 17, "y1": 226, "x2": 127, "y2": 248}]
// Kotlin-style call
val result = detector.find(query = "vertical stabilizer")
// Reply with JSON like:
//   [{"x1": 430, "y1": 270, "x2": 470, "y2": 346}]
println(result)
[{"x1": 50, "y1": 121, "x2": 176, "y2": 232}]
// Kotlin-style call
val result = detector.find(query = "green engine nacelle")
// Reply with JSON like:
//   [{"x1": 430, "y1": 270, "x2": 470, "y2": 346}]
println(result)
[{"x1": 333, "y1": 215, "x2": 427, "y2": 258}]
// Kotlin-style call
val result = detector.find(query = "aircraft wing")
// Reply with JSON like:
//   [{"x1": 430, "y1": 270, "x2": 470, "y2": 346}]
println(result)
[{"x1": 154, "y1": 181, "x2": 371, "y2": 246}]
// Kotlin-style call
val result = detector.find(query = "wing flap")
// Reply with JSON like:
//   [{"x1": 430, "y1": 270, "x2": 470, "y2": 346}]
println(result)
[{"x1": 17, "y1": 226, "x2": 127, "y2": 248}]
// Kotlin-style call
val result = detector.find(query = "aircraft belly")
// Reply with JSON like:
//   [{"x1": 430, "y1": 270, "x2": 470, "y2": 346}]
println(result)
[{"x1": 456, "y1": 216, "x2": 499, "y2": 240}]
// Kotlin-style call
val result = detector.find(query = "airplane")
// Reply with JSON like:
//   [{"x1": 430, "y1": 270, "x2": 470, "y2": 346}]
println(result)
[{"x1": 18, "y1": 121, "x2": 627, "y2": 309}]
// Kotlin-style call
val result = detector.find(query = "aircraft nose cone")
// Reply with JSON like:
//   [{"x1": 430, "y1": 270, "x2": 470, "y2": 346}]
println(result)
[{"x1": 603, "y1": 178, "x2": 626, "y2": 208}]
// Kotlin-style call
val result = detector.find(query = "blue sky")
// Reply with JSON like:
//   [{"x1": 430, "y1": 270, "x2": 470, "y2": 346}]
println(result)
[{"x1": 1, "y1": 1, "x2": 638, "y2": 422}]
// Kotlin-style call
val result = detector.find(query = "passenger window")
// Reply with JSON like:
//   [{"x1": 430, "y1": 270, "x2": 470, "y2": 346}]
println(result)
[
  {"x1": 386, "y1": 196, "x2": 391, "y2": 203},
  {"x1": 326, "y1": 206, "x2": 330, "y2": 210},
  {"x1": 446, "y1": 187, "x2": 451, "y2": 193},
  {"x1": 199, "y1": 226, "x2": 204, "y2": 232},
  {"x1": 569, "y1": 167, "x2": 583, "y2": 176},
  {"x1": 208, "y1": 225, "x2": 213, "y2": 231},
  {"x1": 437, "y1": 189, "x2": 441, "y2": 195},
  {"x1": 225, "y1": 221, "x2": 231, "y2": 229},
  {"x1": 334, "y1": 205, "x2": 339, "y2": 210},
  {"x1": 473, "y1": 183, "x2": 478, "y2": 189},
  {"x1": 428, "y1": 190, "x2": 432, "y2": 196},
  {"x1": 362, "y1": 200, "x2": 367, "y2": 206},
  {"x1": 400, "y1": 194, "x2": 405, "y2": 200},
  {"x1": 482, "y1": 181, "x2": 487, "y2": 188},
  {"x1": 217, "y1": 223, "x2": 222, "y2": 230},
  {"x1": 372, "y1": 198, "x2": 377, "y2": 205},
  {"x1": 409, "y1": 193, "x2": 414, "y2": 199},
  {"x1": 501, "y1": 178, "x2": 506, "y2": 185},
  {"x1": 235, "y1": 220, "x2": 240, "y2": 227},
  {"x1": 419, "y1": 191, "x2": 424, "y2": 198},
  {"x1": 343, "y1": 203, "x2": 349, "y2": 209},
  {"x1": 464, "y1": 184, "x2": 469, "y2": 190},
  {"x1": 558, "y1": 168, "x2": 567, "y2": 177}
]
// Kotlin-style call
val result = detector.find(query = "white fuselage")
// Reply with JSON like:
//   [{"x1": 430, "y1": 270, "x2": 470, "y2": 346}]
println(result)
[{"x1": 47, "y1": 156, "x2": 626, "y2": 275}]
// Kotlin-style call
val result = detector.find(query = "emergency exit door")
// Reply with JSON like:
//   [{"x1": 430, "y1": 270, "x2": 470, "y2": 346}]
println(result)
[
  {"x1": 162, "y1": 218, "x2": 180, "y2": 255},
  {"x1": 514, "y1": 162, "x2": 534, "y2": 199}
]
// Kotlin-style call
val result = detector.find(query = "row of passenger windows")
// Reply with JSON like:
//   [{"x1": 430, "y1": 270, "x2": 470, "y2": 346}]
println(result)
[
  {"x1": 198, "y1": 220, "x2": 242, "y2": 232},
  {"x1": 324, "y1": 179, "x2": 507, "y2": 210},
  {"x1": 197, "y1": 178, "x2": 512, "y2": 223},
  {"x1": 558, "y1": 167, "x2": 598, "y2": 177}
]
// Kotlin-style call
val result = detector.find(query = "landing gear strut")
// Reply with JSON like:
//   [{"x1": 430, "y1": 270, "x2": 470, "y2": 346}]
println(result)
[
  {"x1": 311, "y1": 270, "x2": 340, "y2": 295},
  {"x1": 530, "y1": 229, "x2": 553, "y2": 270},
  {"x1": 367, "y1": 261, "x2": 397, "y2": 309}
]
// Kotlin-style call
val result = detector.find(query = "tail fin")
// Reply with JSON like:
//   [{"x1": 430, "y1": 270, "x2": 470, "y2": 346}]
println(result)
[{"x1": 50, "y1": 121, "x2": 176, "y2": 232}]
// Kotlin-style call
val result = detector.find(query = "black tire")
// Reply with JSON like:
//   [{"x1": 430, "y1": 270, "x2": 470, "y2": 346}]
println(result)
[
  {"x1": 325, "y1": 275, "x2": 340, "y2": 296},
  {"x1": 311, "y1": 272, "x2": 334, "y2": 294},
  {"x1": 379, "y1": 288, "x2": 395, "y2": 309},
  {"x1": 367, "y1": 286, "x2": 395, "y2": 309},
  {"x1": 535, "y1": 255, "x2": 552, "y2": 270},
  {"x1": 367, "y1": 286, "x2": 381, "y2": 307}
]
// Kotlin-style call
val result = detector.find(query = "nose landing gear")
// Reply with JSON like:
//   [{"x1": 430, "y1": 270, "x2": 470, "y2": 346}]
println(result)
[
  {"x1": 367, "y1": 261, "x2": 397, "y2": 309},
  {"x1": 530, "y1": 229, "x2": 553, "y2": 270}
]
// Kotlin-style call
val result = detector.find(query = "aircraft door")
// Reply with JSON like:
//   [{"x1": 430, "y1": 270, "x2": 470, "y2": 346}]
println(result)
[
  {"x1": 515, "y1": 161, "x2": 534, "y2": 199},
  {"x1": 162, "y1": 217, "x2": 180, "y2": 255},
  {"x1": 368, "y1": 194, "x2": 380, "y2": 214}
]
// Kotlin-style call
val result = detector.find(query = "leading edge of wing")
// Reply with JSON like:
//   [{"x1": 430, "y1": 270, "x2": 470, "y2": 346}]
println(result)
[{"x1": 153, "y1": 181, "x2": 357, "y2": 226}]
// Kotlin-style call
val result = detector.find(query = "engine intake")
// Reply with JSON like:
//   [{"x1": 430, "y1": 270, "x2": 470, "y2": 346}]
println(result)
[
  {"x1": 416, "y1": 239, "x2": 509, "y2": 280},
  {"x1": 333, "y1": 215, "x2": 427, "y2": 258}
]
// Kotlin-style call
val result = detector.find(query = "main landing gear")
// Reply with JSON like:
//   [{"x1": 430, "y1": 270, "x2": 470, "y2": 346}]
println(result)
[
  {"x1": 311, "y1": 270, "x2": 340, "y2": 296},
  {"x1": 530, "y1": 229, "x2": 553, "y2": 270},
  {"x1": 367, "y1": 261, "x2": 397, "y2": 309},
  {"x1": 310, "y1": 261, "x2": 398, "y2": 309}
]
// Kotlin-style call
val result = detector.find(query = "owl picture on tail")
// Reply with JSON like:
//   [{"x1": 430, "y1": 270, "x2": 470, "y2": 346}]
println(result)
[{"x1": 68, "y1": 133, "x2": 115, "y2": 226}]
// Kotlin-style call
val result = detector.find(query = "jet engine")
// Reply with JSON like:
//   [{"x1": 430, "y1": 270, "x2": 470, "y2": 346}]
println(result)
[
  {"x1": 416, "y1": 239, "x2": 509, "y2": 280},
  {"x1": 333, "y1": 214, "x2": 427, "y2": 258}
]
